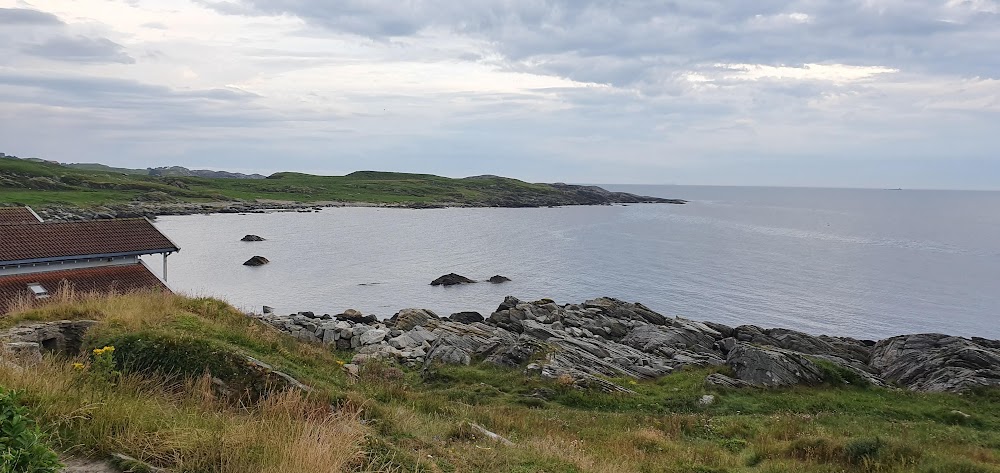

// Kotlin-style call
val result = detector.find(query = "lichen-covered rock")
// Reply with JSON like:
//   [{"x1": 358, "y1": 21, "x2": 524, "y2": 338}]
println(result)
[
  {"x1": 450, "y1": 311, "x2": 485, "y2": 324},
  {"x1": 726, "y1": 342, "x2": 825, "y2": 387},
  {"x1": 390, "y1": 308, "x2": 439, "y2": 331},
  {"x1": 870, "y1": 334, "x2": 1000, "y2": 392}
]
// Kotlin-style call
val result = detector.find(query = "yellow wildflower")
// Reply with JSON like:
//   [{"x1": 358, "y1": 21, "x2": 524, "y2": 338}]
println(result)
[
  {"x1": 72, "y1": 362, "x2": 86, "y2": 371},
  {"x1": 93, "y1": 345, "x2": 115, "y2": 356}
]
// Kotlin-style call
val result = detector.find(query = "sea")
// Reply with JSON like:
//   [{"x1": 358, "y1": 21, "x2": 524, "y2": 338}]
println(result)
[{"x1": 142, "y1": 185, "x2": 1000, "y2": 340}]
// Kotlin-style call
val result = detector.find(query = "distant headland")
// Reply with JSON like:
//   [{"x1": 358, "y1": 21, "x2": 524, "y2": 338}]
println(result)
[{"x1": 0, "y1": 152, "x2": 684, "y2": 220}]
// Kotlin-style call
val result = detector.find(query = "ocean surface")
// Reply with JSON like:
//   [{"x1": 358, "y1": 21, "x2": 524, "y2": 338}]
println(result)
[{"x1": 142, "y1": 186, "x2": 1000, "y2": 340}]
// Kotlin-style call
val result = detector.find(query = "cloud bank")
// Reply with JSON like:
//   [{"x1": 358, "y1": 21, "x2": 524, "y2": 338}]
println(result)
[{"x1": 0, "y1": 0, "x2": 998, "y2": 188}]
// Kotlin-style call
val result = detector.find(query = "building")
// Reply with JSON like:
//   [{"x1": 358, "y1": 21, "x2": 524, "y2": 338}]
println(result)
[
  {"x1": 0, "y1": 208, "x2": 179, "y2": 314},
  {"x1": 0, "y1": 206, "x2": 42, "y2": 224}
]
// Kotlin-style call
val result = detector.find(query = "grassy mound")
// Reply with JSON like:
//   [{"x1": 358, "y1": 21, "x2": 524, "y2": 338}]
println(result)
[{"x1": 1, "y1": 293, "x2": 999, "y2": 472}]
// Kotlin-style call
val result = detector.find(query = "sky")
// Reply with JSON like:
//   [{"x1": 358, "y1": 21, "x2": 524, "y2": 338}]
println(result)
[{"x1": 1, "y1": 1, "x2": 998, "y2": 189}]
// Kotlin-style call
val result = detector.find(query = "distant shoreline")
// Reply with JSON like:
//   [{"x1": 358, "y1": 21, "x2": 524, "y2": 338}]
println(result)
[{"x1": 30, "y1": 198, "x2": 684, "y2": 221}]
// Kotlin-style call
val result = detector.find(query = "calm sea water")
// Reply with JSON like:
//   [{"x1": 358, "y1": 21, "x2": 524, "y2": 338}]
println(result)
[{"x1": 143, "y1": 186, "x2": 1000, "y2": 340}]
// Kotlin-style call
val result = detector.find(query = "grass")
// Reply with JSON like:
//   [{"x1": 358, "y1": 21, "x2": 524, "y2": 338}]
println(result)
[
  {"x1": 2, "y1": 292, "x2": 999, "y2": 472},
  {"x1": 0, "y1": 157, "x2": 584, "y2": 208}
]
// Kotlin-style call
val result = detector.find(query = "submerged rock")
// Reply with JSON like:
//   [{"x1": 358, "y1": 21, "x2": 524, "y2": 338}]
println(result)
[
  {"x1": 243, "y1": 256, "x2": 269, "y2": 266},
  {"x1": 488, "y1": 275, "x2": 511, "y2": 284},
  {"x1": 430, "y1": 273, "x2": 476, "y2": 286},
  {"x1": 241, "y1": 234, "x2": 265, "y2": 241}
]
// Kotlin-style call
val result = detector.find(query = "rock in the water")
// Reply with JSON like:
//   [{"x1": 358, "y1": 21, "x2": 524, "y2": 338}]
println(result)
[
  {"x1": 450, "y1": 311, "x2": 485, "y2": 324},
  {"x1": 243, "y1": 255, "x2": 269, "y2": 266},
  {"x1": 870, "y1": 334, "x2": 1000, "y2": 392},
  {"x1": 241, "y1": 234, "x2": 266, "y2": 241},
  {"x1": 430, "y1": 273, "x2": 476, "y2": 286},
  {"x1": 488, "y1": 275, "x2": 511, "y2": 284},
  {"x1": 726, "y1": 342, "x2": 825, "y2": 387}
]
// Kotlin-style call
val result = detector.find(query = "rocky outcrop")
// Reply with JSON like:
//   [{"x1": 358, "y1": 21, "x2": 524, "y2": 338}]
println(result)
[
  {"x1": 450, "y1": 312, "x2": 485, "y2": 324},
  {"x1": 430, "y1": 273, "x2": 476, "y2": 286},
  {"x1": 726, "y1": 343, "x2": 825, "y2": 387},
  {"x1": 1, "y1": 320, "x2": 98, "y2": 356},
  {"x1": 488, "y1": 275, "x2": 511, "y2": 284},
  {"x1": 870, "y1": 334, "x2": 1000, "y2": 392},
  {"x1": 241, "y1": 234, "x2": 265, "y2": 241},
  {"x1": 256, "y1": 296, "x2": 1000, "y2": 394},
  {"x1": 243, "y1": 256, "x2": 269, "y2": 266}
]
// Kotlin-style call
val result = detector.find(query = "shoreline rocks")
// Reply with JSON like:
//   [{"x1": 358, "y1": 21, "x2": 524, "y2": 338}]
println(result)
[{"x1": 253, "y1": 296, "x2": 1000, "y2": 394}]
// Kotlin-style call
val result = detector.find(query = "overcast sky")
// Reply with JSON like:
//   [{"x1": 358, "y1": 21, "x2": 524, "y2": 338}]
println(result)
[{"x1": 1, "y1": 1, "x2": 998, "y2": 188}]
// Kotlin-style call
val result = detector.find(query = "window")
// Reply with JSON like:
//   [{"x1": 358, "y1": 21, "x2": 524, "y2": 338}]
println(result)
[{"x1": 27, "y1": 283, "x2": 49, "y2": 299}]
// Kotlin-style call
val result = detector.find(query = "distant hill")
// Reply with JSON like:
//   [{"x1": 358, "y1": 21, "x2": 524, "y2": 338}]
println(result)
[
  {"x1": 147, "y1": 166, "x2": 266, "y2": 180},
  {"x1": 0, "y1": 152, "x2": 684, "y2": 209}
]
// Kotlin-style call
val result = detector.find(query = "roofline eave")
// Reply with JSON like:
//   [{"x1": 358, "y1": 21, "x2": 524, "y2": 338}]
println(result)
[{"x1": 0, "y1": 248, "x2": 180, "y2": 267}]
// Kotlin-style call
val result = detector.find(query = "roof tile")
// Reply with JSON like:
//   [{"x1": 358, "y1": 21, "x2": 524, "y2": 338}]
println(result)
[
  {"x1": 0, "y1": 263, "x2": 169, "y2": 314},
  {"x1": 0, "y1": 207, "x2": 41, "y2": 224},
  {"x1": 0, "y1": 219, "x2": 178, "y2": 264}
]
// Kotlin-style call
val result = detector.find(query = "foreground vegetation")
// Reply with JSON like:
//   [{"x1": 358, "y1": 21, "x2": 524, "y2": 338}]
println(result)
[
  {"x1": 0, "y1": 156, "x2": 622, "y2": 208},
  {"x1": 1, "y1": 293, "x2": 999, "y2": 472}
]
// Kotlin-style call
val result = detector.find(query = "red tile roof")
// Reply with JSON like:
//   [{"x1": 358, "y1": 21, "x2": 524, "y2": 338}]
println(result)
[
  {"x1": 0, "y1": 207, "x2": 41, "y2": 224},
  {"x1": 0, "y1": 263, "x2": 169, "y2": 314},
  {"x1": 0, "y1": 218, "x2": 178, "y2": 264}
]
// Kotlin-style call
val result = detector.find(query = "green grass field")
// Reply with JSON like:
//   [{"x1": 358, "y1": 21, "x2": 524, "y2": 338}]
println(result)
[
  {"x1": 1, "y1": 293, "x2": 998, "y2": 472},
  {"x1": 0, "y1": 158, "x2": 575, "y2": 208}
]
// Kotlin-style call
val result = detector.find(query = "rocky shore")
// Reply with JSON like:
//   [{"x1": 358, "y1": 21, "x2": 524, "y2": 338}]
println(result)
[
  {"x1": 258, "y1": 296, "x2": 1000, "y2": 394},
  {"x1": 31, "y1": 200, "x2": 394, "y2": 221}
]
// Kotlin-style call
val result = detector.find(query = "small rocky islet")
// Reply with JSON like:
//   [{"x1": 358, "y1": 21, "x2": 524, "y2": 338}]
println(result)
[{"x1": 258, "y1": 295, "x2": 1000, "y2": 394}]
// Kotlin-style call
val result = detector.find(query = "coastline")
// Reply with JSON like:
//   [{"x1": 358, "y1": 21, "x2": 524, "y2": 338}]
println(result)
[
  {"x1": 31, "y1": 197, "x2": 685, "y2": 221},
  {"x1": 256, "y1": 295, "x2": 1000, "y2": 395}
]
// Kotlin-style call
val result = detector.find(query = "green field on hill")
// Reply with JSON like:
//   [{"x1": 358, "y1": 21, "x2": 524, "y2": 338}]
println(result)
[{"x1": 0, "y1": 157, "x2": 592, "y2": 208}]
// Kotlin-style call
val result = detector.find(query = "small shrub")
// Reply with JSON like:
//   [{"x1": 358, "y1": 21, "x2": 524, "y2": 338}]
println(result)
[
  {"x1": 446, "y1": 421, "x2": 480, "y2": 442},
  {"x1": 515, "y1": 396, "x2": 547, "y2": 409},
  {"x1": 844, "y1": 437, "x2": 884, "y2": 465},
  {"x1": 786, "y1": 437, "x2": 842, "y2": 462},
  {"x1": 813, "y1": 359, "x2": 870, "y2": 388},
  {"x1": 720, "y1": 437, "x2": 748, "y2": 453},
  {"x1": 357, "y1": 359, "x2": 408, "y2": 401},
  {"x1": 0, "y1": 389, "x2": 62, "y2": 473},
  {"x1": 744, "y1": 450, "x2": 765, "y2": 467}
]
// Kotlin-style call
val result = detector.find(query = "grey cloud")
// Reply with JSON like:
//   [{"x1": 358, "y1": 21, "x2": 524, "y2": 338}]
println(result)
[
  {"x1": 201, "y1": 0, "x2": 1000, "y2": 85},
  {"x1": 0, "y1": 8, "x2": 63, "y2": 25},
  {"x1": 141, "y1": 22, "x2": 168, "y2": 29},
  {"x1": 22, "y1": 35, "x2": 136, "y2": 64}
]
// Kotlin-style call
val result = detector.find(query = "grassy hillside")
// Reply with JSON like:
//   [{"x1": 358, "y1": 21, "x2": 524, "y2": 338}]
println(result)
[
  {"x1": 0, "y1": 157, "x2": 655, "y2": 209},
  {"x1": 1, "y1": 293, "x2": 998, "y2": 472}
]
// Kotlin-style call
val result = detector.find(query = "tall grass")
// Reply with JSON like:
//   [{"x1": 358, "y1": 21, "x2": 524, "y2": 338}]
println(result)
[{"x1": 2, "y1": 293, "x2": 1000, "y2": 472}]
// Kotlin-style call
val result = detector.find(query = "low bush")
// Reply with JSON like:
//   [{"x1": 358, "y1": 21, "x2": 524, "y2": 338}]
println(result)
[{"x1": 0, "y1": 389, "x2": 62, "y2": 473}]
